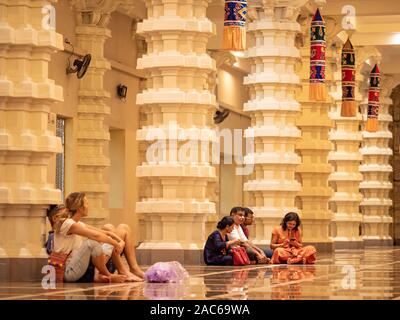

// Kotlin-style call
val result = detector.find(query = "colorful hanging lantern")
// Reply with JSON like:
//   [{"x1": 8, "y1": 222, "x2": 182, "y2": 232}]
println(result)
[
  {"x1": 340, "y1": 38, "x2": 356, "y2": 117},
  {"x1": 309, "y1": 8, "x2": 326, "y2": 101},
  {"x1": 365, "y1": 64, "x2": 381, "y2": 132},
  {"x1": 222, "y1": 0, "x2": 247, "y2": 51}
]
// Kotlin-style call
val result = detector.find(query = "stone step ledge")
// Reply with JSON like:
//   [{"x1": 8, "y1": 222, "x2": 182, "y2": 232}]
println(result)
[
  {"x1": 244, "y1": 100, "x2": 299, "y2": 112},
  {"x1": 328, "y1": 113, "x2": 363, "y2": 121},
  {"x1": 0, "y1": 187, "x2": 61, "y2": 205},
  {"x1": 360, "y1": 148, "x2": 393, "y2": 155},
  {"x1": 329, "y1": 132, "x2": 362, "y2": 141},
  {"x1": 76, "y1": 132, "x2": 110, "y2": 141},
  {"x1": 244, "y1": 152, "x2": 300, "y2": 165},
  {"x1": 296, "y1": 164, "x2": 333, "y2": 173},
  {"x1": 328, "y1": 153, "x2": 363, "y2": 161},
  {"x1": 246, "y1": 46, "x2": 299, "y2": 59},
  {"x1": 361, "y1": 114, "x2": 393, "y2": 122},
  {"x1": 330, "y1": 193, "x2": 363, "y2": 201},
  {"x1": 137, "y1": 126, "x2": 216, "y2": 142},
  {"x1": 244, "y1": 73, "x2": 299, "y2": 86},
  {"x1": 138, "y1": 53, "x2": 214, "y2": 70},
  {"x1": 138, "y1": 18, "x2": 214, "y2": 35},
  {"x1": 0, "y1": 134, "x2": 61, "y2": 153},
  {"x1": 297, "y1": 189, "x2": 333, "y2": 197},
  {"x1": 248, "y1": 20, "x2": 300, "y2": 33},
  {"x1": 296, "y1": 141, "x2": 332, "y2": 150},
  {"x1": 136, "y1": 164, "x2": 215, "y2": 178},
  {"x1": 137, "y1": 89, "x2": 215, "y2": 106},
  {"x1": 0, "y1": 80, "x2": 63, "y2": 101},
  {"x1": 331, "y1": 215, "x2": 363, "y2": 222},
  {"x1": 245, "y1": 126, "x2": 300, "y2": 138},
  {"x1": 244, "y1": 180, "x2": 301, "y2": 191},
  {"x1": 362, "y1": 131, "x2": 393, "y2": 139},
  {"x1": 359, "y1": 164, "x2": 392, "y2": 172},
  {"x1": 76, "y1": 158, "x2": 110, "y2": 167},
  {"x1": 296, "y1": 119, "x2": 332, "y2": 127},
  {"x1": 75, "y1": 183, "x2": 109, "y2": 193},
  {"x1": 329, "y1": 172, "x2": 363, "y2": 179},
  {"x1": 360, "y1": 181, "x2": 393, "y2": 189},
  {"x1": 362, "y1": 216, "x2": 392, "y2": 223},
  {"x1": 136, "y1": 200, "x2": 215, "y2": 214},
  {"x1": 0, "y1": 26, "x2": 63, "y2": 50},
  {"x1": 360, "y1": 199, "x2": 393, "y2": 206}
]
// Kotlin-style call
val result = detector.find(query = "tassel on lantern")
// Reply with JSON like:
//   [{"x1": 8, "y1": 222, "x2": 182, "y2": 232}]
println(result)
[
  {"x1": 341, "y1": 38, "x2": 356, "y2": 117},
  {"x1": 309, "y1": 8, "x2": 326, "y2": 101},
  {"x1": 365, "y1": 64, "x2": 381, "y2": 132},
  {"x1": 222, "y1": 0, "x2": 247, "y2": 51},
  {"x1": 365, "y1": 118, "x2": 378, "y2": 132}
]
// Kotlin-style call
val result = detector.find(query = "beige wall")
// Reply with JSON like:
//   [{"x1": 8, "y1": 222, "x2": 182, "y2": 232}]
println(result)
[
  {"x1": 217, "y1": 65, "x2": 250, "y2": 216},
  {"x1": 48, "y1": 1, "x2": 141, "y2": 242},
  {"x1": 218, "y1": 65, "x2": 248, "y2": 115}
]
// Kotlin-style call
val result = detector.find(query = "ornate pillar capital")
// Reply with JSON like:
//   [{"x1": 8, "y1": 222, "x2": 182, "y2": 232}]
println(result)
[
  {"x1": 355, "y1": 46, "x2": 382, "y2": 75},
  {"x1": 208, "y1": 50, "x2": 237, "y2": 69},
  {"x1": 70, "y1": 0, "x2": 123, "y2": 27}
]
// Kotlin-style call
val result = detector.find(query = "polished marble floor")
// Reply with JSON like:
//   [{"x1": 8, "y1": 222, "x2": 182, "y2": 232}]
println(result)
[{"x1": 1, "y1": 247, "x2": 400, "y2": 300}]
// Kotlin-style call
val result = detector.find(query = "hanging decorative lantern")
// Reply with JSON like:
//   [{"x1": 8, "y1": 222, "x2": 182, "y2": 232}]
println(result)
[
  {"x1": 222, "y1": 0, "x2": 247, "y2": 51},
  {"x1": 365, "y1": 64, "x2": 381, "y2": 132},
  {"x1": 340, "y1": 38, "x2": 356, "y2": 117},
  {"x1": 309, "y1": 8, "x2": 326, "y2": 101}
]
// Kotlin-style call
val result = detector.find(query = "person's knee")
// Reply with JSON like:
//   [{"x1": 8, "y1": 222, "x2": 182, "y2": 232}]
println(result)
[
  {"x1": 102, "y1": 224, "x2": 115, "y2": 232},
  {"x1": 117, "y1": 223, "x2": 131, "y2": 233},
  {"x1": 223, "y1": 256, "x2": 233, "y2": 266},
  {"x1": 86, "y1": 239, "x2": 103, "y2": 257},
  {"x1": 264, "y1": 249, "x2": 273, "y2": 259},
  {"x1": 116, "y1": 224, "x2": 130, "y2": 239}
]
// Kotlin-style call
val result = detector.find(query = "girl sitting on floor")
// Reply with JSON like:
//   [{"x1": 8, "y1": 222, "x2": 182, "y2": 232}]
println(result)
[
  {"x1": 204, "y1": 216, "x2": 241, "y2": 265},
  {"x1": 270, "y1": 212, "x2": 316, "y2": 264},
  {"x1": 53, "y1": 192, "x2": 141, "y2": 282}
]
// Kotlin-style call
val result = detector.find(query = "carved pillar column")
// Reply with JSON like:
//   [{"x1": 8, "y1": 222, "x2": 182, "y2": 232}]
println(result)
[
  {"x1": 328, "y1": 43, "x2": 364, "y2": 250},
  {"x1": 360, "y1": 71, "x2": 394, "y2": 246},
  {"x1": 0, "y1": 0, "x2": 63, "y2": 261},
  {"x1": 295, "y1": 13, "x2": 333, "y2": 251},
  {"x1": 391, "y1": 85, "x2": 400, "y2": 244},
  {"x1": 71, "y1": 0, "x2": 121, "y2": 226},
  {"x1": 244, "y1": 1, "x2": 303, "y2": 246},
  {"x1": 135, "y1": 0, "x2": 217, "y2": 264}
]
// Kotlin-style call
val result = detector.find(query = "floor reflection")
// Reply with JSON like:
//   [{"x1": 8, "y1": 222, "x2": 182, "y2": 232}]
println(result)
[
  {"x1": 270, "y1": 266, "x2": 316, "y2": 300},
  {"x1": 1, "y1": 247, "x2": 400, "y2": 300}
]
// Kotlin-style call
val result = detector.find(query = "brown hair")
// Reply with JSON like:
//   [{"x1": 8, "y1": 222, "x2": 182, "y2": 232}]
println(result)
[
  {"x1": 54, "y1": 192, "x2": 86, "y2": 233},
  {"x1": 46, "y1": 204, "x2": 66, "y2": 227}
]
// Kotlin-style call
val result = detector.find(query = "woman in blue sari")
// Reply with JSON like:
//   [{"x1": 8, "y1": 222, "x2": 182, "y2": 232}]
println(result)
[{"x1": 204, "y1": 216, "x2": 241, "y2": 265}]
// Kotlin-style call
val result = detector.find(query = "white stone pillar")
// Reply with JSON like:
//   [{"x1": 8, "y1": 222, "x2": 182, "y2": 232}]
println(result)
[
  {"x1": 295, "y1": 14, "x2": 333, "y2": 251},
  {"x1": 71, "y1": 0, "x2": 121, "y2": 226},
  {"x1": 328, "y1": 45, "x2": 364, "y2": 250},
  {"x1": 360, "y1": 74, "x2": 393, "y2": 246},
  {"x1": 244, "y1": 2, "x2": 302, "y2": 246},
  {"x1": 135, "y1": 0, "x2": 217, "y2": 264},
  {"x1": 0, "y1": 0, "x2": 63, "y2": 258}
]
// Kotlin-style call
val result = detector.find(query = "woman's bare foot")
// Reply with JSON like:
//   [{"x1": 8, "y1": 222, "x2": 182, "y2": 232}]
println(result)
[
  {"x1": 121, "y1": 271, "x2": 143, "y2": 282},
  {"x1": 94, "y1": 274, "x2": 111, "y2": 283},
  {"x1": 110, "y1": 274, "x2": 128, "y2": 283},
  {"x1": 130, "y1": 267, "x2": 145, "y2": 279}
]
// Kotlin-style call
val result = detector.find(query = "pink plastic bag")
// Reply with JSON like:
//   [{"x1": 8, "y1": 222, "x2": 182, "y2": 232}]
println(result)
[{"x1": 144, "y1": 261, "x2": 189, "y2": 283}]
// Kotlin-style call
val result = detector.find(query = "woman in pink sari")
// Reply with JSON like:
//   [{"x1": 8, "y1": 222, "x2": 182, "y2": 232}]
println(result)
[{"x1": 270, "y1": 212, "x2": 316, "y2": 264}]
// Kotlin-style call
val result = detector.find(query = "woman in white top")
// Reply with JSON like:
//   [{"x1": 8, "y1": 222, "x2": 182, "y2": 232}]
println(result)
[
  {"x1": 228, "y1": 207, "x2": 270, "y2": 264},
  {"x1": 54, "y1": 192, "x2": 139, "y2": 282}
]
